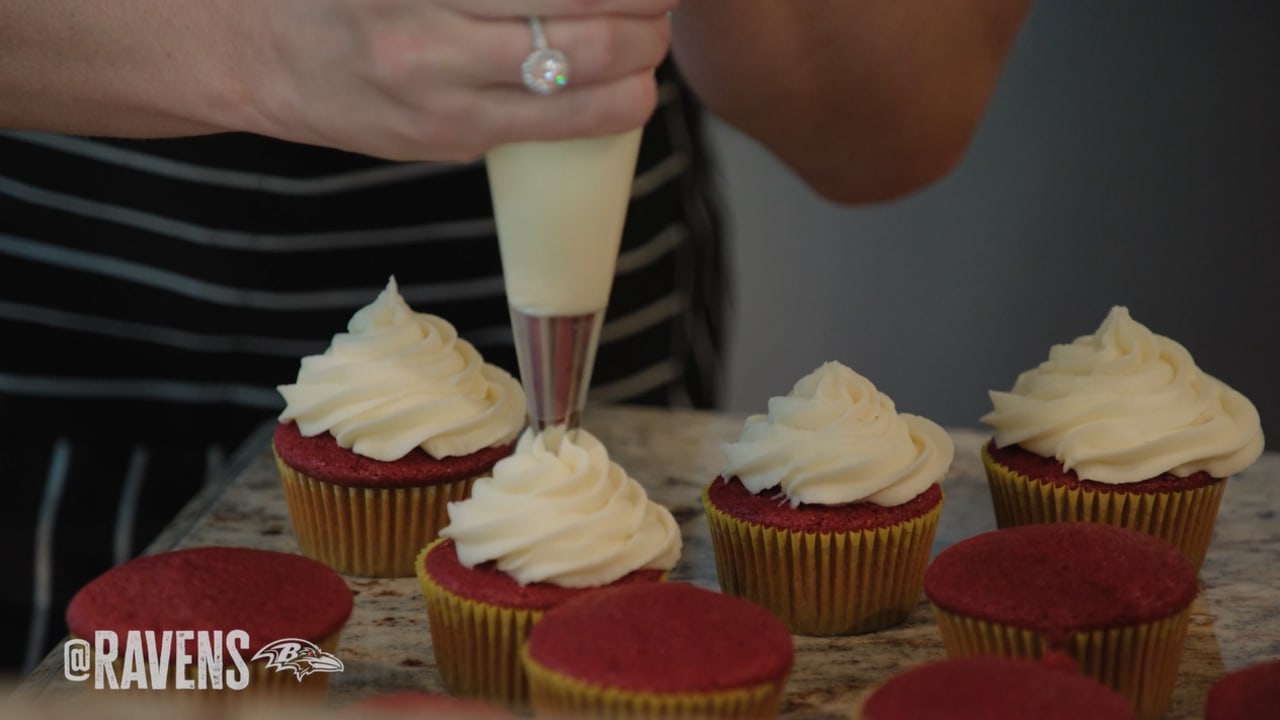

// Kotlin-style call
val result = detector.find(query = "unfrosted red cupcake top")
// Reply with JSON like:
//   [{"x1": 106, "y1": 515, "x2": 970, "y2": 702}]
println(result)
[
  {"x1": 986, "y1": 440, "x2": 1220, "y2": 494},
  {"x1": 524, "y1": 582, "x2": 794, "y2": 694},
  {"x1": 706, "y1": 476, "x2": 942, "y2": 533},
  {"x1": 340, "y1": 691, "x2": 512, "y2": 718},
  {"x1": 925, "y1": 523, "x2": 1197, "y2": 634},
  {"x1": 1204, "y1": 659, "x2": 1280, "y2": 720},
  {"x1": 273, "y1": 421, "x2": 514, "y2": 488},
  {"x1": 860, "y1": 656, "x2": 1135, "y2": 720},
  {"x1": 65, "y1": 546, "x2": 353, "y2": 655},
  {"x1": 420, "y1": 539, "x2": 665, "y2": 612}
]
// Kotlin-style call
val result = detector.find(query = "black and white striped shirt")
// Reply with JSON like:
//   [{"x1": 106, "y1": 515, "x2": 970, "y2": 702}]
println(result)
[{"x1": 0, "y1": 63, "x2": 727, "y2": 675}]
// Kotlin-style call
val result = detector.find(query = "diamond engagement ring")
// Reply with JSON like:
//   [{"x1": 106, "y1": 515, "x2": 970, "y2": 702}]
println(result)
[{"x1": 521, "y1": 16, "x2": 569, "y2": 95}]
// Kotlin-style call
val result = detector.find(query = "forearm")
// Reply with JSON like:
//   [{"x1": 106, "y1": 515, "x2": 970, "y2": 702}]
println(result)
[
  {"x1": 1, "y1": 1, "x2": 677, "y2": 162},
  {"x1": 0, "y1": 0, "x2": 260, "y2": 137},
  {"x1": 670, "y1": 0, "x2": 1031, "y2": 204}
]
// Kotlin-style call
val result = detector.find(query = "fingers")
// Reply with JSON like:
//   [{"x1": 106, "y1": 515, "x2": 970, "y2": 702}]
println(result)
[
  {"x1": 477, "y1": 70, "x2": 660, "y2": 143},
  {"x1": 444, "y1": 0, "x2": 678, "y2": 20},
  {"x1": 465, "y1": 14, "x2": 671, "y2": 88},
  {"x1": 250, "y1": 0, "x2": 674, "y2": 162}
]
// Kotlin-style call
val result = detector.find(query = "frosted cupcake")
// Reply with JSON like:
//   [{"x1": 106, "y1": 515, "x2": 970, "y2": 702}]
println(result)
[
  {"x1": 274, "y1": 276, "x2": 526, "y2": 577},
  {"x1": 981, "y1": 306, "x2": 1264, "y2": 571},
  {"x1": 704, "y1": 361, "x2": 953, "y2": 635},
  {"x1": 416, "y1": 426, "x2": 681, "y2": 709}
]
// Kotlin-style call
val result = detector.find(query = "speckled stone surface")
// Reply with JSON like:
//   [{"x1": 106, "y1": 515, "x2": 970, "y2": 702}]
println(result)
[{"x1": 21, "y1": 406, "x2": 1280, "y2": 720}]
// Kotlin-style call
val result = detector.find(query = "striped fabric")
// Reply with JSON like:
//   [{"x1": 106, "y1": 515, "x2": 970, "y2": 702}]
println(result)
[{"x1": 0, "y1": 63, "x2": 727, "y2": 674}]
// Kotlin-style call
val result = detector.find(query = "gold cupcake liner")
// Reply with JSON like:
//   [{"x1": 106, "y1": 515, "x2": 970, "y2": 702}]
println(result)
[
  {"x1": 932, "y1": 605, "x2": 1192, "y2": 720},
  {"x1": 414, "y1": 541, "x2": 543, "y2": 710},
  {"x1": 72, "y1": 628, "x2": 342, "y2": 706},
  {"x1": 702, "y1": 486, "x2": 943, "y2": 636},
  {"x1": 274, "y1": 446, "x2": 479, "y2": 577},
  {"x1": 981, "y1": 444, "x2": 1226, "y2": 572},
  {"x1": 522, "y1": 645, "x2": 786, "y2": 719}
]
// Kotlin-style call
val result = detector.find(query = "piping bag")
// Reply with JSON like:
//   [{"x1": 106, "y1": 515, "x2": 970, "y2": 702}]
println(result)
[{"x1": 487, "y1": 128, "x2": 643, "y2": 443}]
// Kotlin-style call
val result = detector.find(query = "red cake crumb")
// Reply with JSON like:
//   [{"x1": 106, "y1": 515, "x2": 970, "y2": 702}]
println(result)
[
  {"x1": 705, "y1": 476, "x2": 941, "y2": 533},
  {"x1": 341, "y1": 691, "x2": 512, "y2": 718},
  {"x1": 1204, "y1": 659, "x2": 1280, "y2": 720},
  {"x1": 924, "y1": 523, "x2": 1197, "y2": 633},
  {"x1": 273, "y1": 421, "x2": 515, "y2": 488},
  {"x1": 422, "y1": 539, "x2": 665, "y2": 611},
  {"x1": 65, "y1": 546, "x2": 353, "y2": 655},
  {"x1": 861, "y1": 656, "x2": 1135, "y2": 719},
  {"x1": 524, "y1": 582, "x2": 793, "y2": 694},
  {"x1": 987, "y1": 440, "x2": 1220, "y2": 493}
]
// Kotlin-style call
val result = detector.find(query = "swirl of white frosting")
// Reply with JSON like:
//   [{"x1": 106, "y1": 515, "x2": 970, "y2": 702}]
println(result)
[
  {"x1": 721, "y1": 361, "x2": 954, "y2": 507},
  {"x1": 277, "y1": 277, "x2": 526, "y2": 461},
  {"x1": 440, "y1": 427, "x2": 682, "y2": 587},
  {"x1": 981, "y1": 306, "x2": 1264, "y2": 483}
]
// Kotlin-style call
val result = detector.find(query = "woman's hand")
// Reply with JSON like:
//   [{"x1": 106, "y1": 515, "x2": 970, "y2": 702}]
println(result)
[
  {"x1": 241, "y1": 0, "x2": 676, "y2": 160},
  {"x1": 0, "y1": 0, "x2": 676, "y2": 161}
]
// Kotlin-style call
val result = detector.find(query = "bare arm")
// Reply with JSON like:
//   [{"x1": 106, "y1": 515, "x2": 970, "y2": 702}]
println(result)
[
  {"x1": 0, "y1": 0, "x2": 675, "y2": 161},
  {"x1": 0, "y1": 1, "x2": 246, "y2": 137},
  {"x1": 670, "y1": 0, "x2": 1032, "y2": 204}
]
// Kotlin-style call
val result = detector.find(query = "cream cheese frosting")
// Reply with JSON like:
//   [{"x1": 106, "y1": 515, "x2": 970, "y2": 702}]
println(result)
[
  {"x1": 721, "y1": 361, "x2": 954, "y2": 507},
  {"x1": 440, "y1": 426, "x2": 681, "y2": 587},
  {"x1": 489, "y1": 130, "x2": 641, "y2": 315},
  {"x1": 277, "y1": 277, "x2": 526, "y2": 462},
  {"x1": 981, "y1": 306, "x2": 1264, "y2": 483}
]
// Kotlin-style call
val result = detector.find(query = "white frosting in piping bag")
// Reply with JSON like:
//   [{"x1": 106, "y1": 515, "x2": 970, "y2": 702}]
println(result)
[
  {"x1": 721, "y1": 362, "x2": 953, "y2": 507},
  {"x1": 487, "y1": 130, "x2": 643, "y2": 316},
  {"x1": 277, "y1": 277, "x2": 526, "y2": 461},
  {"x1": 441, "y1": 426, "x2": 681, "y2": 587},
  {"x1": 981, "y1": 306, "x2": 1264, "y2": 483}
]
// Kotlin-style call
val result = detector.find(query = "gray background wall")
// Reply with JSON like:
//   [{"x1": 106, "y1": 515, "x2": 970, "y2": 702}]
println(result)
[{"x1": 708, "y1": 1, "x2": 1279, "y2": 448}]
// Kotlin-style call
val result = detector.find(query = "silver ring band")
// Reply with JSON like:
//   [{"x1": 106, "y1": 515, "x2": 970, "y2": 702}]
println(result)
[{"x1": 521, "y1": 16, "x2": 570, "y2": 95}]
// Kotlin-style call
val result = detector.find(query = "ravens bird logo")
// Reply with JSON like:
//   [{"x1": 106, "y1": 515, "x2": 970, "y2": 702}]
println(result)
[{"x1": 251, "y1": 638, "x2": 345, "y2": 681}]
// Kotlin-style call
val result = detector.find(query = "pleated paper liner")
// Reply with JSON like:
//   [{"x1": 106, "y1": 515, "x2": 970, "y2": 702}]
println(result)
[
  {"x1": 932, "y1": 606, "x2": 1191, "y2": 720},
  {"x1": 702, "y1": 486, "x2": 942, "y2": 636},
  {"x1": 274, "y1": 447, "x2": 477, "y2": 577},
  {"x1": 69, "y1": 628, "x2": 343, "y2": 709},
  {"x1": 414, "y1": 541, "x2": 541, "y2": 711},
  {"x1": 522, "y1": 645, "x2": 786, "y2": 720},
  {"x1": 981, "y1": 444, "x2": 1226, "y2": 573},
  {"x1": 416, "y1": 541, "x2": 674, "y2": 712}
]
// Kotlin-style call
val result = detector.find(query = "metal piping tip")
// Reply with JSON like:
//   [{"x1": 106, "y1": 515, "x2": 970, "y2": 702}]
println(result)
[{"x1": 508, "y1": 306, "x2": 604, "y2": 439}]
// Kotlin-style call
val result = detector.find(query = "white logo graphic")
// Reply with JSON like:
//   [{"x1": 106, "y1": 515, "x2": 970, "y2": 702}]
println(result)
[
  {"x1": 64, "y1": 630, "x2": 251, "y2": 690},
  {"x1": 250, "y1": 638, "x2": 345, "y2": 681},
  {"x1": 63, "y1": 631, "x2": 343, "y2": 689}
]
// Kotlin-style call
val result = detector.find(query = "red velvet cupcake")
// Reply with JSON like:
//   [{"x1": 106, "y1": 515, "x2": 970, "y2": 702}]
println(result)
[
  {"x1": 416, "y1": 427, "x2": 681, "y2": 710},
  {"x1": 274, "y1": 277, "x2": 525, "y2": 577},
  {"x1": 521, "y1": 582, "x2": 794, "y2": 719},
  {"x1": 980, "y1": 306, "x2": 1264, "y2": 573},
  {"x1": 417, "y1": 538, "x2": 666, "y2": 709},
  {"x1": 273, "y1": 421, "x2": 515, "y2": 577},
  {"x1": 65, "y1": 546, "x2": 353, "y2": 699},
  {"x1": 981, "y1": 440, "x2": 1229, "y2": 571},
  {"x1": 924, "y1": 523, "x2": 1198, "y2": 720},
  {"x1": 857, "y1": 655, "x2": 1134, "y2": 720},
  {"x1": 705, "y1": 362, "x2": 952, "y2": 635},
  {"x1": 705, "y1": 478, "x2": 943, "y2": 635},
  {"x1": 1203, "y1": 659, "x2": 1280, "y2": 720}
]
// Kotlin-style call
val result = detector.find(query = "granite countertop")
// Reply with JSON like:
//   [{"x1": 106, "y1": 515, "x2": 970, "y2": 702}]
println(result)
[{"x1": 20, "y1": 405, "x2": 1280, "y2": 719}]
